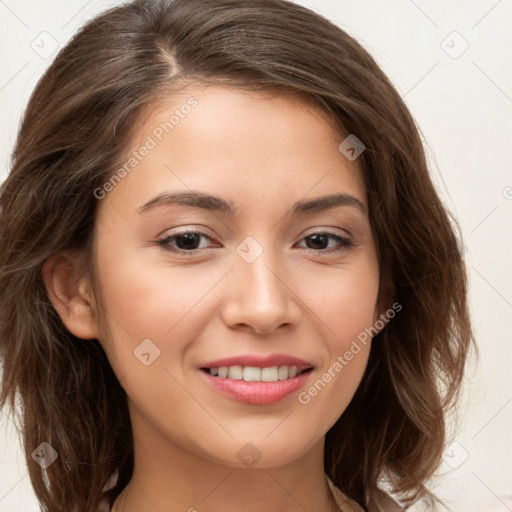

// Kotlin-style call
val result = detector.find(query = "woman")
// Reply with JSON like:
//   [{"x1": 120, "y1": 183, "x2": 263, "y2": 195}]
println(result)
[{"x1": 0, "y1": 0, "x2": 474, "y2": 510}]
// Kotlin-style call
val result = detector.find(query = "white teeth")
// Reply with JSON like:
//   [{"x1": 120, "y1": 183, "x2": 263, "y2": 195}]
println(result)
[
  {"x1": 278, "y1": 366, "x2": 288, "y2": 380},
  {"x1": 261, "y1": 366, "x2": 278, "y2": 382},
  {"x1": 207, "y1": 365, "x2": 302, "y2": 382},
  {"x1": 228, "y1": 365, "x2": 243, "y2": 380},
  {"x1": 243, "y1": 367, "x2": 261, "y2": 381}
]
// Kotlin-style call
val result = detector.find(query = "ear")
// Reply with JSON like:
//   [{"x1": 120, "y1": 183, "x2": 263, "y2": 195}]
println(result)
[{"x1": 42, "y1": 251, "x2": 100, "y2": 340}]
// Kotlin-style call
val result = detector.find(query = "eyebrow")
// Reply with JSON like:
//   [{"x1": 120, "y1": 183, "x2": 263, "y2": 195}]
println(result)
[{"x1": 137, "y1": 191, "x2": 366, "y2": 216}]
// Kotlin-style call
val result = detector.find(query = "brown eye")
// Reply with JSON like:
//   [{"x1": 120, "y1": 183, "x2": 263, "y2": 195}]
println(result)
[
  {"x1": 157, "y1": 231, "x2": 217, "y2": 254},
  {"x1": 173, "y1": 233, "x2": 202, "y2": 250},
  {"x1": 297, "y1": 232, "x2": 355, "y2": 252}
]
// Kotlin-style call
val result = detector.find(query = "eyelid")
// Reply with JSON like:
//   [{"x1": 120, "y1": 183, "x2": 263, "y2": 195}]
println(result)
[
  {"x1": 301, "y1": 226, "x2": 352, "y2": 239},
  {"x1": 156, "y1": 224, "x2": 217, "y2": 240},
  {"x1": 158, "y1": 225, "x2": 351, "y2": 242}
]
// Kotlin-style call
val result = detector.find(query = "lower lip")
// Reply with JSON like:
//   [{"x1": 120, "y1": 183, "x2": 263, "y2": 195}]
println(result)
[{"x1": 200, "y1": 369, "x2": 312, "y2": 405}]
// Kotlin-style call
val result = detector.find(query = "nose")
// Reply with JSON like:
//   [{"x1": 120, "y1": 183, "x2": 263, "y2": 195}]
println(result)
[{"x1": 220, "y1": 246, "x2": 302, "y2": 335}]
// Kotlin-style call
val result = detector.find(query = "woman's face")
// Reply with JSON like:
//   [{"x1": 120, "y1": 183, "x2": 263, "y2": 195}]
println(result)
[{"x1": 92, "y1": 85, "x2": 380, "y2": 468}]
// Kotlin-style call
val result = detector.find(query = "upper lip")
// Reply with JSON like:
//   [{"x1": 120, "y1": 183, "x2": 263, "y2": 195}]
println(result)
[{"x1": 200, "y1": 354, "x2": 314, "y2": 371}]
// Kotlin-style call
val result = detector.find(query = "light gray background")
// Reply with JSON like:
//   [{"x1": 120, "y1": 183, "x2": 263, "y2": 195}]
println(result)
[{"x1": 1, "y1": 1, "x2": 511, "y2": 511}]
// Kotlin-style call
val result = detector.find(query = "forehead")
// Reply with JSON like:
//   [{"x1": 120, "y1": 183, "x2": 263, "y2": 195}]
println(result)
[{"x1": 97, "y1": 85, "x2": 367, "y2": 219}]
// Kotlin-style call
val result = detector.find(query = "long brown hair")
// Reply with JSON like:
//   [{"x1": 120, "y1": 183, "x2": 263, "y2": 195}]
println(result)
[{"x1": 0, "y1": 0, "x2": 474, "y2": 510}]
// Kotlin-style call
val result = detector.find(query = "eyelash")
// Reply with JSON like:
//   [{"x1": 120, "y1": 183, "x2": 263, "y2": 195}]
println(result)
[{"x1": 156, "y1": 230, "x2": 356, "y2": 256}]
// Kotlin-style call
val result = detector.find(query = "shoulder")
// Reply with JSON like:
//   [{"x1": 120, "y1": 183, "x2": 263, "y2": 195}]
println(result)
[{"x1": 326, "y1": 475, "x2": 403, "y2": 512}]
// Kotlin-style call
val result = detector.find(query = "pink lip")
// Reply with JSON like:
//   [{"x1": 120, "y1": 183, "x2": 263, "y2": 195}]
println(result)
[
  {"x1": 200, "y1": 353, "x2": 314, "y2": 372},
  {"x1": 200, "y1": 369, "x2": 313, "y2": 405}
]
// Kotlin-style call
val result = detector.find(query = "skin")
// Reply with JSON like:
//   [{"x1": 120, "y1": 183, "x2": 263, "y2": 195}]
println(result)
[{"x1": 44, "y1": 85, "x2": 382, "y2": 512}]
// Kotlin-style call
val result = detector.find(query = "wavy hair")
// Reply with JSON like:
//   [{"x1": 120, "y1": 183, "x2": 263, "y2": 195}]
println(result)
[{"x1": 0, "y1": 0, "x2": 474, "y2": 510}]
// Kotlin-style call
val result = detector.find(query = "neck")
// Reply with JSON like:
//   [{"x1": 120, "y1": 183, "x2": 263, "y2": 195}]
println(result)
[{"x1": 111, "y1": 408, "x2": 339, "y2": 512}]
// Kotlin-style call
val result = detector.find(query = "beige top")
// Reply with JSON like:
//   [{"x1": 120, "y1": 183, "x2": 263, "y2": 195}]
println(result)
[{"x1": 326, "y1": 475, "x2": 404, "y2": 512}]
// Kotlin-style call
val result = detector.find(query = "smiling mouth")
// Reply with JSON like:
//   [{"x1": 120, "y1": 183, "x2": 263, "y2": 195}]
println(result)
[{"x1": 200, "y1": 365, "x2": 313, "y2": 382}]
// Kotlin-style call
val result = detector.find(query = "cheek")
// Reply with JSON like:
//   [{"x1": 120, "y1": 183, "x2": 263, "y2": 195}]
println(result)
[
  {"x1": 92, "y1": 253, "x2": 218, "y2": 426},
  {"x1": 328, "y1": 274, "x2": 379, "y2": 342},
  {"x1": 95, "y1": 227, "x2": 201, "y2": 324},
  {"x1": 297, "y1": 287, "x2": 375, "y2": 432},
  {"x1": 295, "y1": 260, "x2": 378, "y2": 419},
  {"x1": 93, "y1": 241, "x2": 222, "y2": 366},
  {"x1": 303, "y1": 256, "x2": 380, "y2": 340}
]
